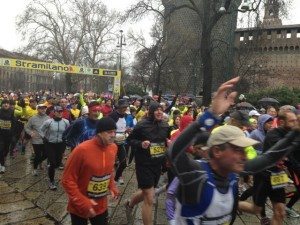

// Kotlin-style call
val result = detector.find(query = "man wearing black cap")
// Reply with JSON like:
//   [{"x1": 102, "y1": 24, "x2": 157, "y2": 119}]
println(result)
[
  {"x1": 228, "y1": 110, "x2": 250, "y2": 129},
  {"x1": 0, "y1": 99, "x2": 16, "y2": 173},
  {"x1": 124, "y1": 101, "x2": 170, "y2": 225},
  {"x1": 62, "y1": 117, "x2": 119, "y2": 225}
]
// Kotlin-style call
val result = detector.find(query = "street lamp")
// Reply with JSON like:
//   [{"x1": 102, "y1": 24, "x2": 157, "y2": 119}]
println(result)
[
  {"x1": 53, "y1": 74, "x2": 57, "y2": 94},
  {"x1": 117, "y1": 30, "x2": 126, "y2": 70},
  {"x1": 189, "y1": 63, "x2": 197, "y2": 96}
]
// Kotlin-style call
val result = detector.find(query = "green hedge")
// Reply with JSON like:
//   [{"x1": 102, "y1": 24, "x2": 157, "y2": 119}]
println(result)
[{"x1": 245, "y1": 87, "x2": 300, "y2": 107}]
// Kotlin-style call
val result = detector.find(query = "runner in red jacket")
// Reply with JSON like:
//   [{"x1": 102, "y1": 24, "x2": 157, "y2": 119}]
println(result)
[{"x1": 62, "y1": 117, "x2": 119, "y2": 225}]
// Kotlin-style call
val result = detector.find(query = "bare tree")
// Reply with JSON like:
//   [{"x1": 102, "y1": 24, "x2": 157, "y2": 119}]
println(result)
[
  {"x1": 17, "y1": 0, "x2": 121, "y2": 92},
  {"x1": 128, "y1": 16, "x2": 186, "y2": 94},
  {"x1": 126, "y1": 0, "x2": 294, "y2": 105}
]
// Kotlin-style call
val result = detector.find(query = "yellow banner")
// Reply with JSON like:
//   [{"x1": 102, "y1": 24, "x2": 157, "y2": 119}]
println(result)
[
  {"x1": 0, "y1": 57, "x2": 121, "y2": 97},
  {"x1": 0, "y1": 58, "x2": 119, "y2": 77}
]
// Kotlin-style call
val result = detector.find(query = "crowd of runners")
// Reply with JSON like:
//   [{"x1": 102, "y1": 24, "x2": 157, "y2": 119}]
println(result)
[{"x1": 0, "y1": 77, "x2": 300, "y2": 225}]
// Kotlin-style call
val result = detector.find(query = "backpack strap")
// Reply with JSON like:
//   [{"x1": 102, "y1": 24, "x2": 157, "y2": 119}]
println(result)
[{"x1": 180, "y1": 160, "x2": 215, "y2": 217}]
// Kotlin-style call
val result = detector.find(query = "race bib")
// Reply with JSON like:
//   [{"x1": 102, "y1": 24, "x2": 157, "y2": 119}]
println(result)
[
  {"x1": 87, "y1": 174, "x2": 110, "y2": 198},
  {"x1": 270, "y1": 171, "x2": 289, "y2": 189},
  {"x1": 149, "y1": 142, "x2": 166, "y2": 158},
  {"x1": 0, "y1": 120, "x2": 11, "y2": 129}
]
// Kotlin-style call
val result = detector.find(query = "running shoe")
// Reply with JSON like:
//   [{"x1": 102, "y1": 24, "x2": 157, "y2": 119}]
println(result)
[
  {"x1": 124, "y1": 199, "x2": 133, "y2": 223},
  {"x1": 49, "y1": 182, "x2": 57, "y2": 190},
  {"x1": 286, "y1": 207, "x2": 300, "y2": 218},
  {"x1": 118, "y1": 177, "x2": 124, "y2": 185},
  {"x1": 0, "y1": 166, "x2": 5, "y2": 174},
  {"x1": 59, "y1": 163, "x2": 64, "y2": 170},
  {"x1": 155, "y1": 185, "x2": 166, "y2": 196},
  {"x1": 32, "y1": 169, "x2": 38, "y2": 176},
  {"x1": 260, "y1": 217, "x2": 271, "y2": 225}
]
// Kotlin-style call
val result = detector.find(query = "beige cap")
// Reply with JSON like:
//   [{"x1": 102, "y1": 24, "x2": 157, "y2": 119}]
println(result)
[{"x1": 207, "y1": 125, "x2": 259, "y2": 148}]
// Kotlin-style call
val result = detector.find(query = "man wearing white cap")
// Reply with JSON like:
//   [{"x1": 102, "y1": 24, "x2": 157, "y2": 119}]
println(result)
[
  {"x1": 249, "y1": 110, "x2": 261, "y2": 120},
  {"x1": 168, "y1": 77, "x2": 300, "y2": 225}
]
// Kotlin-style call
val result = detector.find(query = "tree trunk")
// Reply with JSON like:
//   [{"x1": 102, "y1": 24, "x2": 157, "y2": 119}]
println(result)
[
  {"x1": 201, "y1": 43, "x2": 213, "y2": 106},
  {"x1": 201, "y1": 1, "x2": 213, "y2": 106},
  {"x1": 65, "y1": 73, "x2": 73, "y2": 93},
  {"x1": 154, "y1": 70, "x2": 161, "y2": 95}
]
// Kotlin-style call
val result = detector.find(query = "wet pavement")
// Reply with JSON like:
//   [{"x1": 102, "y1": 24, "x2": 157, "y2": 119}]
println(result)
[{"x1": 1, "y1": 145, "x2": 300, "y2": 225}]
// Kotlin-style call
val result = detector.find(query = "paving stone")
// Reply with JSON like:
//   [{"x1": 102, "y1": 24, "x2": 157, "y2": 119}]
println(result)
[
  {"x1": 0, "y1": 200, "x2": 35, "y2": 214},
  {"x1": 2, "y1": 177, "x2": 20, "y2": 186},
  {"x1": 54, "y1": 193, "x2": 68, "y2": 203},
  {"x1": 0, "y1": 181, "x2": 9, "y2": 187},
  {"x1": 2, "y1": 163, "x2": 32, "y2": 179},
  {"x1": 3, "y1": 143, "x2": 300, "y2": 225},
  {"x1": 234, "y1": 217, "x2": 247, "y2": 225},
  {"x1": 46, "y1": 202, "x2": 68, "y2": 222},
  {"x1": 26, "y1": 178, "x2": 49, "y2": 192},
  {"x1": 22, "y1": 191, "x2": 43, "y2": 202},
  {"x1": 0, "y1": 207, "x2": 45, "y2": 224},
  {"x1": 10, "y1": 216, "x2": 55, "y2": 225},
  {"x1": 61, "y1": 214, "x2": 71, "y2": 225},
  {"x1": 11, "y1": 176, "x2": 42, "y2": 192},
  {"x1": 0, "y1": 185, "x2": 15, "y2": 194},
  {"x1": 0, "y1": 192, "x2": 25, "y2": 204},
  {"x1": 35, "y1": 189, "x2": 64, "y2": 209}
]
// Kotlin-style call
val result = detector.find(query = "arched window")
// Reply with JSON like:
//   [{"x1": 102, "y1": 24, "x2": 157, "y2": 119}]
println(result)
[
  {"x1": 268, "y1": 47, "x2": 273, "y2": 51},
  {"x1": 279, "y1": 46, "x2": 283, "y2": 51},
  {"x1": 290, "y1": 46, "x2": 294, "y2": 50}
]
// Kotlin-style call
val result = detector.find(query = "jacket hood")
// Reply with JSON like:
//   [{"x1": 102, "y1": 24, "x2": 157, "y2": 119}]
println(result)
[
  {"x1": 179, "y1": 115, "x2": 193, "y2": 131},
  {"x1": 258, "y1": 114, "x2": 273, "y2": 132}
]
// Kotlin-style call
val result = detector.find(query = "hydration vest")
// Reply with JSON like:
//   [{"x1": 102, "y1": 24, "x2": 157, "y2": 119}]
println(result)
[{"x1": 176, "y1": 160, "x2": 238, "y2": 225}]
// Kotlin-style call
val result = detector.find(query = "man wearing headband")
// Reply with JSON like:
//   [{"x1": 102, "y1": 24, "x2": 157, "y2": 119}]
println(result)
[{"x1": 63, "y1": 101, "x2": 101, "y2": 150}]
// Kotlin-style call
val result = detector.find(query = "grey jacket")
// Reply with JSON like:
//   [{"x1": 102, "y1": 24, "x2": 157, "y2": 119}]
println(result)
[
  {"x1": 25, "y1": 114, "x2": 50, "y2": 144},
  {"x1": 41, "y1": 118, "x2": 69, "y2": 143}
]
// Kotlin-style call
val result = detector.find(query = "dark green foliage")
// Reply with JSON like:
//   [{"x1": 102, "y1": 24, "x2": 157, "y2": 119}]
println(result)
[
  {"x1": 246, "y1": 87, "x2": 300, "y2": 107},
  {"x1": 122, "y1": 83, "x2": 147, "y2": 96}
]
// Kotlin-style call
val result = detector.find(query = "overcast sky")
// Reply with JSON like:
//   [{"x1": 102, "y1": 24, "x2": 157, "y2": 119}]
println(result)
[{"x1": 0, "y1": 0, "x2": 300, "y2": 51}]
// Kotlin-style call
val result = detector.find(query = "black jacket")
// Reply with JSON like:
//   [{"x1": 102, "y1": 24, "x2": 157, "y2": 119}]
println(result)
[
  {"x1": 0, "y1": 108, "x2": 16, "y2": 137},
  {"x1": 127, "y1": 117, "x2": 170, "y2": 166}
]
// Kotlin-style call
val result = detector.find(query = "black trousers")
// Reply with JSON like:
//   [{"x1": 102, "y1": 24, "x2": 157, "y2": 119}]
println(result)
[
  {"x1": 45, "y1": 142, "x2": 65, "y2": 182},
  {"x1": 0, "y1": 136, "x2": 11, "y2": 166},
  {"x1": 114, "y1": 144, "x2": 127, "y2": 182},
  {"x1": 32, "y1": 144, "x2": 47, "y2": 169},
  {"x1": 70, "y1": 211, "x2": 108, "y2": 225}
]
